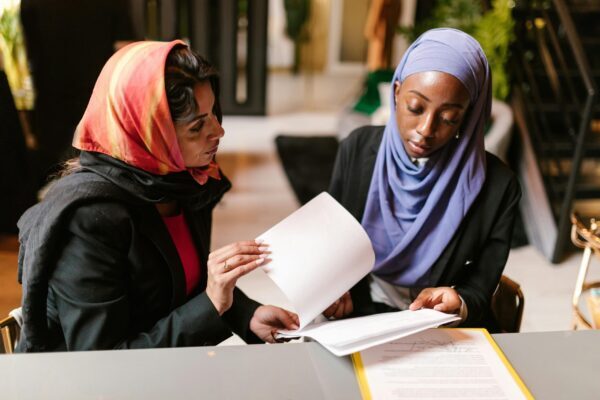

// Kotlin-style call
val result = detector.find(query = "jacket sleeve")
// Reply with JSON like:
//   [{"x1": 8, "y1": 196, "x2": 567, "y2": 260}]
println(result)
[
  {"x1": 455, "y1": 175, "x2": 522, "y2": 326},
  {"x1": 49, "y1": 203, "x2": 250, "y2": 350},
  {"x1": 223, "y1": 288, "x2": 262, "y2": 344}
]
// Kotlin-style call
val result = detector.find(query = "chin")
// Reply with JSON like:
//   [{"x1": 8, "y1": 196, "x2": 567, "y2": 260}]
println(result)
[{"x1": 184, "y1": 159, "x2": 211, "y2": 168}]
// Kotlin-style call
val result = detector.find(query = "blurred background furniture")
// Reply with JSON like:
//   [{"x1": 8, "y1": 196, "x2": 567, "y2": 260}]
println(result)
[
  {"x1": 275, "y1": 135, "x2": 339, "y2": 205},
  {"x1": 570, "y1": 212, "x2": 600, "y2": 329}
]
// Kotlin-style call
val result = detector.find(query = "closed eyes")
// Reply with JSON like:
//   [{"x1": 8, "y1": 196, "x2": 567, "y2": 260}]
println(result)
[{"x1": 406, "y1": 106, "x2": 459, "y2": 126}]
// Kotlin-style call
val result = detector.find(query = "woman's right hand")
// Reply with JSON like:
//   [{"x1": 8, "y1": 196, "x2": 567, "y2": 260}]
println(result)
[{"x1": 206, "y1": 240, "x2": 268, "y2": 315}]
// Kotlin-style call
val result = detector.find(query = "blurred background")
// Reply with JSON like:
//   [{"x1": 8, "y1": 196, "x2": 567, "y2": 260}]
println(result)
[{"x1": 1, "y1": 0, "x2": 600, "y2": 335}]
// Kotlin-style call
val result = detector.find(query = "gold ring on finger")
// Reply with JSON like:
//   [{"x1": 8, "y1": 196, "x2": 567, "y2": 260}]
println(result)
[{"x1": 223, "y1": 261, "x2": 230, "y2": 271}]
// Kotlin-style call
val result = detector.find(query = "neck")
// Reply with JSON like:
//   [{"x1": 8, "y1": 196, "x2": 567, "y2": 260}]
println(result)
[{"x1": 155, "y1": 201, "x2": 180, "y2": 217}]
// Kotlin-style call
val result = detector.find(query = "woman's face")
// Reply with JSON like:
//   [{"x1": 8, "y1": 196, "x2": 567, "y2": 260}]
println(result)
[
  {"x1": 394, "y1": 71, "x2": 470, "y2": 159},
  {"x1": 175, "y1": 81, "x2": 224, "y2": 168}
]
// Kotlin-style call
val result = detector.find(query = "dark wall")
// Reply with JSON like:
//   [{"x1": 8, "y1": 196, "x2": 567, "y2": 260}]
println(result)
[
  {"x1": 20, "y1": 0, "x2": 136, "y2": 183},
  {"x1": 0, "y1": 71, "x2": 36, "y2": 233}
]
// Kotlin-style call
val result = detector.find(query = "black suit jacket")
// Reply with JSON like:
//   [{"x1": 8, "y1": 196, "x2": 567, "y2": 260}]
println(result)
[
  {"x1": 329, "y1": 126, "x2": 521, "y2": 328},
  {"x1": 17, "y1": 171, "x2": 260, "y2": 351}
]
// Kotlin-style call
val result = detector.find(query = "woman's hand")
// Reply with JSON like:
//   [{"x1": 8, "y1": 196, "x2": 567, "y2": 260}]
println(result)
[
  {"x1": 322, "y1": 291, "x2": 353, "y2": 319},
  {"x1": 409, "y1": 287, "x2": 461, "y2": 314},
  {"x1": 250, "y1": 305, "x2": 300, "y2": 343},
  {"x1": 206, "y1": 240, "x2": 268, "y2": 315}
]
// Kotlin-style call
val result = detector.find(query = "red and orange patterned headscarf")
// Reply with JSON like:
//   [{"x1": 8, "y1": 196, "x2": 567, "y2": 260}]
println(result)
[{"x1": 73, "y1": 40, "x2": 220, "y2": 185}]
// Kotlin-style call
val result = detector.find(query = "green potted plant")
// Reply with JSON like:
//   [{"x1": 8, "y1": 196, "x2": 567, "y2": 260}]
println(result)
[
  {"x1": 0, "y1": 0, "x2": 34, "y2": 110},
  {"x1": 398, "y1": 0, "x2": 515, "y2": 101},
  {"x1": 283, "y1": 0, "x2": 311, "y2": 74}
]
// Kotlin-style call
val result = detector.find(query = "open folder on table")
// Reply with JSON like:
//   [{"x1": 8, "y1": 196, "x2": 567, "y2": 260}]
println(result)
[
  {"x1": 256, "y1": 192, "x2": 459, "y2": 356},
  {"x1": 351, "y1": 328, "x2": 533, "y2": 399}
]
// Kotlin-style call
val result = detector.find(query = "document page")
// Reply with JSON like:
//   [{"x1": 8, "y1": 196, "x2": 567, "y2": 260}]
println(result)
[
  {"x1": 278, "y1": 309, "x2": 459, "y2": 356},
  {"x1": 257, "y1": 192, "x2": 375, "y2": 329},
  {"x1": 352, "y1": 328, "x2": 533, "y2": 399}
]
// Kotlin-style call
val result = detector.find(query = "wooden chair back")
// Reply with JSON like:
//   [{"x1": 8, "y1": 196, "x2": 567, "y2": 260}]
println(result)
[
  {"x1": 491, "y1": 275, "x2": 525, "y2": 333},
  {"x1": 0, "y1": 314, "x2": 20, "y2": 354}
]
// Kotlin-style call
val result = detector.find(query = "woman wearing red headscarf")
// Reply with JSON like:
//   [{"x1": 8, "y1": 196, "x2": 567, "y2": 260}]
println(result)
[{"x1": 16, "y1": 41, "x2": 299, "y2": 352}]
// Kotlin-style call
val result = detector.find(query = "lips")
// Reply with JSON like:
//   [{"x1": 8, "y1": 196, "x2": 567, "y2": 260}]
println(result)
[
  {"x1": 205, "y1": 144, "x2": 219, "y2": 155},
  {"x1": 407, "y1": 140, "x2": 431, "y2": 157}
]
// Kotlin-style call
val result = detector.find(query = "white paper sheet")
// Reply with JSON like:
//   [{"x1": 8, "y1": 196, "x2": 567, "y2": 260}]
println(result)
[
  {"x1": 256, "y1": 192, "x2": 375, "y2": 329},
  {"x1": 353, "y1": 328, "x2": 532, "y2": 399},
  {"x1": 277, "y1": 309, "x2": 459, "y2": 356}
]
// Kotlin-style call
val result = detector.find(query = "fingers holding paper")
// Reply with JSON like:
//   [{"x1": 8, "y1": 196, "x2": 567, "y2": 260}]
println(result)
[
  {"x1": 206, "y1": 240, "x2": 269, "y2": 315},
  {"x1": 208, "y1": 240, "x2": 270, "y2": 265},
  {"x1": 409, "y1": 287, "x2": 461, "y2": 314},
  {"x1": 250, "y1": 305, "x2": 300, "y2": 343},
  {"x1": 322, "y1": 291, "x2": 353, "y2": 319}
]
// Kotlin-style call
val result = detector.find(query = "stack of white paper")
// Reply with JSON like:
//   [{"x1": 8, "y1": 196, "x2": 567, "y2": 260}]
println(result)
[
  {"x1": 278, "y1": 309, "x2": 459, "y2": 356},
  {"x1": 256, "y1": 192, "x2": 459, "y2": 356}
]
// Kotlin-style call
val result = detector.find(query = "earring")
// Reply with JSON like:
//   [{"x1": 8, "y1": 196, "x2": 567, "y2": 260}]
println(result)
[{"x1": 455, "y1": 131, "x2": 461, "y2": 139}]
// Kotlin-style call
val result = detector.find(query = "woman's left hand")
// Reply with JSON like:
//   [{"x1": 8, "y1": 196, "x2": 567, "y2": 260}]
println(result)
[
  {"x1": 409, "y1": 287, "x2": 461, "y2": 314},
  {"x1": 250, "y1": 305, "x2": 300, "y2": 343}
]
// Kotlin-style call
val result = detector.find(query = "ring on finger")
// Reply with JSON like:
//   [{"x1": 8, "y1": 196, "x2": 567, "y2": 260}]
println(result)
[{"x1": 223, "y1": 260, "x2": 230, "y2": 271}]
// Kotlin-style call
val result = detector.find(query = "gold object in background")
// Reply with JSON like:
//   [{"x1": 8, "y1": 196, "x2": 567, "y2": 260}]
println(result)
[
  {"x1": 586, "y1": 288, "x2": 600, "y2": 329},
  {"x1": 570, "y1": 213, "x2": 600, "y2": 329}
]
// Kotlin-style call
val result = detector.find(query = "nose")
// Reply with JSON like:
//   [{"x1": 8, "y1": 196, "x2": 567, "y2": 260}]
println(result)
[
  {"x1": 416, "y1": 113, "x2": 435, "y2": 139},
  {"x1": 210, "y1": 115, "x2": 225, "y2": 139}
]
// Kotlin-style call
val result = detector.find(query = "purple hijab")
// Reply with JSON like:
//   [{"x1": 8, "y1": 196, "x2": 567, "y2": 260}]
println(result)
[{"x1": 361, "y1": 28, "x2": 491, "y2": 286}]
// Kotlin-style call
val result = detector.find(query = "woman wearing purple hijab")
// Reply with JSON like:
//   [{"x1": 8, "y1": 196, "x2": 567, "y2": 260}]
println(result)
[{"x1": 325, "y1": 29, "x2": 521, "y2": 330}]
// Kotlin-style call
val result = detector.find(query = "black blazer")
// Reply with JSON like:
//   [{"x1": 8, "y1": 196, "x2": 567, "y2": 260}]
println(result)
[
  {"x1": 17, "y1": 171, "x2": 260, "y2": 351},
  {"x1": 329, "y1": 126, "x2": 521, "y2": 328}
]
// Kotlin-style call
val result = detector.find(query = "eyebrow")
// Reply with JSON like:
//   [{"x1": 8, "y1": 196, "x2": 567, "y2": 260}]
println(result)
[
  {"x1": 408, "y1": 90, "x2": 465, "y2": 109},
  {"x1": 188, "y1": 113, "x2": 209, "y2": 124}
]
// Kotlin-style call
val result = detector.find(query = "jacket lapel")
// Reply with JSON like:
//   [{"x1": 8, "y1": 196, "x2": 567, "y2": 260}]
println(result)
[
  {"x1": 355, "y1": 129, "x2": 383, "y2": 220},
  {"x1": 138, "y1": 206, "x2": 187, "y2": 308},
  {"x1": 427, "y1": 223, "x2": 464, "y2": 285}
]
